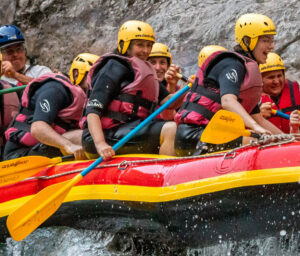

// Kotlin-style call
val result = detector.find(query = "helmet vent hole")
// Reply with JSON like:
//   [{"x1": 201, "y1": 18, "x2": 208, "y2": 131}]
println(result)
[
  {"x1": 88, "y1": 61, "x2": 93, "y2": 66},
  {"x1": 264, "y1": 22, "x2": 268, "y2": 26},
  {"x1": 137, "y1": 27, "x2": 142, "y2": 31},
  {"x1": 240, "y1": 24, "x2": 242, "y2": 28}
]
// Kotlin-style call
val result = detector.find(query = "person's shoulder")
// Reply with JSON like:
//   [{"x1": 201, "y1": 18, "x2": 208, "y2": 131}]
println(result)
[{"x1": 27, "y1": 64, "x2": 53, "y2": 78}]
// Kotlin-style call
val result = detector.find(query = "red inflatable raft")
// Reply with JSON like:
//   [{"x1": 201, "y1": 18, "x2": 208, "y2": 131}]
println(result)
[{"x1": 1, "y1": 141, "x2": 300, "y2": 246}]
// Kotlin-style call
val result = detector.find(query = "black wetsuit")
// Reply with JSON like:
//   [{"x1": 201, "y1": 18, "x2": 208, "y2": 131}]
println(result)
[
  {"x1": 82, "y1": 58, "x2": 170, "y2": 158},
  {"x1": 4, "y1": 81, "x2": 72, "y2": 160},
  {"x1": 175, "y1": 56, "x2": 260, "y2": 156}
]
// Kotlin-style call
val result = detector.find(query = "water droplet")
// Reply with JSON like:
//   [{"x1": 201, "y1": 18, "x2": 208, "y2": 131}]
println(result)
[{"x1": 280, "y1": 230, "x2": 287, "y2": 236}]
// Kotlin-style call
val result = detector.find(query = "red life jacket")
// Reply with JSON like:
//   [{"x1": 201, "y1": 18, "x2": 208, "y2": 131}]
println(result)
[
  {"x1": 5, "y1": 74, "x2": 86, "y2": 146},
  {"x1": 83, "y1": 53, "x2": 159, "y2": 129},
  {"x1": 174, "y1": 51, "x2": 262, "y2": 125},
  {"x1": 0, "y1": 80, "x2": 20, "y2": 147},
  {"x1": 261, "y1": 79, "x2": 300, "y2": 133}
]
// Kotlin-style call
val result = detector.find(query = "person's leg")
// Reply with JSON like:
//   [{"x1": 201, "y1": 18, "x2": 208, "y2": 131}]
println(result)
[
  {"x1": 62, "y1": 129, "x2": 83, "y2": 145},
  {"x1": 175, "y1": 124, "x2": 202, "y2": 156},
  {"x1": 159, "y1": 121, "x2": 177, "y2": 156},
  {"x1": 3, "y1": 141, "x2": 30, "y2": 160}
]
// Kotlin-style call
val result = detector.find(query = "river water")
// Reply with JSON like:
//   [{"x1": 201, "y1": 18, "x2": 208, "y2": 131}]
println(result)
[{"x1": 1, "y1": 226, "x2": 300, "y2": 255}]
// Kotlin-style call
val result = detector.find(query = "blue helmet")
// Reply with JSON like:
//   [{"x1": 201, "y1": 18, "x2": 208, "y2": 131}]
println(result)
[{"x1": 0, "y1": 25, "x2": 25, "y2": 49}]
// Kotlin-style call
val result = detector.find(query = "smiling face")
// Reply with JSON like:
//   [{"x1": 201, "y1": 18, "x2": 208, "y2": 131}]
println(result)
[
  {"x1": 1, "y1": 43, "x2": 26, "y2": 72},
  {"x1": 148, "y1": 57, "x2": 169, "y2": 82},
  {"x1": 126, "y1": 39, "x2": 154, "y2": 61},
  {"x1": 262, "y1": 69, "x2": 285, "y2": 97},
  {"x1": 252, "y1": 35, "x2": 275, "y2": 65}
]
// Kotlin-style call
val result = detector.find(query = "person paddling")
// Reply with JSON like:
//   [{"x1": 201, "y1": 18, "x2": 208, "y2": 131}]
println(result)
[
  {"x1": 81, "y1": 20, "x2": 181, "y2": 160},
  {"x1": 69, "y1": 53, "x2": 99, "y2": 93},
  {"x1": 173, "y1": 13, "x2": 282, "y2": 156},
  {"x1": 0, "y1": 25, "x2": 52, "y2": 88},
  {"x1": 0, "y1": 53, "x2": 19, "y2": 160},
  {"x1": 259, "y1": 52, "x2": 300, "y2": 133},
  {"x1": 2, "y1": 53, "x2": 98, "y2": 160},
  {"x1": 148, "y1": 42, "x2": 177, "y2": 92}
]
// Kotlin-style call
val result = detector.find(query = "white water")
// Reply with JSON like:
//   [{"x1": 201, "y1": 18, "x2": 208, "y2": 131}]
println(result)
[{"x1": 1, "y1": 227, "x2": 300, "y2": 255}]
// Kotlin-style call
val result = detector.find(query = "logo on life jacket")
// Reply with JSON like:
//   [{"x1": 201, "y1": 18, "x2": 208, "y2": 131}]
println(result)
[
  {"x1": 87, "y1": 99, "x2": 103, "y2": 109},
  {"x1": 39, "y1": 99, "x2": 50, "y2": 113},
  {"x1": 226, "y1": 69, "x2": 238, "y2": 83}
]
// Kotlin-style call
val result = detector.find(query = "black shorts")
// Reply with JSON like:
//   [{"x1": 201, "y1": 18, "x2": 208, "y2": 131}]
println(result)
[
  {"x1": 175, "y1": 123, "x2": 242, "y2": 156},
  {"x1": 82, "y1": 119, "x2": 166, "y2": 158},
  {"x1": 3, "y1": 140, "x2": 63, "y2": 160}
]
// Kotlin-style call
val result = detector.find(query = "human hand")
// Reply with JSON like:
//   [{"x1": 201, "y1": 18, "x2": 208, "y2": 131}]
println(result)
[
  {"x1": 165, "y1": 64, "x2": 180, "y2": 92},
  {"x1": 289, "y1": 110, "x2": 300, "y2": 134},
  {"x1": 61, "y1": 144, "x2": 87, "y2": 160},
  {"x1": 251, "y1": 123, "x2": 272, "y2": 135},
  {"x1": 95, "y1": 141, "x2": 115, "y2": 161},
  {"x1": 260, "y1": 102, "x2": 274, "y2": 118},
  {"x1": 2, "y1": 61, "x2": 17, "y2": 78}
]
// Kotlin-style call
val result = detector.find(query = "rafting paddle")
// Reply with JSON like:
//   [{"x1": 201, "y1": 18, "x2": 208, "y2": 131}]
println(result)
[
  {"x1": 7, "y1": 74, "x2": 193, "y2": 241},
  {"x1": 0, "y1": 155, "x2": 75, "y2": 187},
  {"x1": 201, "y1": 109, "x2": 261, "y2": 144},
  {"x1": 271, "y1": 109, "x2": 290, "y2": 120},
  {"x1": 0, "y1": 85, "x2": 27, "y2": 95}
]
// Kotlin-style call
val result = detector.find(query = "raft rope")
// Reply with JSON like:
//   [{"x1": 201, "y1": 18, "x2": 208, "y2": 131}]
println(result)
[{"x1": 24, "y1": 134, "x2": 295, "y2": 181}]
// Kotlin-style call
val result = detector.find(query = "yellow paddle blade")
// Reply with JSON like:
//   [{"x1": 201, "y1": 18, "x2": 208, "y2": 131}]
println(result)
[
  {"x1": 201, "y1": 110, "x2": 251, "y2": 144},
  {"x1": 0, "y1": 156, "x2": 62, "y2": 187},
  {"x1": 7, "y1": 174, "x2": 83, "y2": 241}
]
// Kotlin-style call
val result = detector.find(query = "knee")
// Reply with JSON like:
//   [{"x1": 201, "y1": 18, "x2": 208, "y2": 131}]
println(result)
[{"x1": 161, "y1": 121, "x2": 177, "y2": 139}]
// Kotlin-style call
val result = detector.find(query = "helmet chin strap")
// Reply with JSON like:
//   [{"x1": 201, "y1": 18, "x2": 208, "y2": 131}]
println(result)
[
  {"x1": 246, "y1": 45, "x2": 256, "y2": 61},
  {"x1": 243, "y1": 38, "x2": 257, "y2": 62}
]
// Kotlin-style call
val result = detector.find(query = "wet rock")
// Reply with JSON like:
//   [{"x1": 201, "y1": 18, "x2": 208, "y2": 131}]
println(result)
[{"x1": 0, "y1": 0, "x2": 299, "y2": 80}]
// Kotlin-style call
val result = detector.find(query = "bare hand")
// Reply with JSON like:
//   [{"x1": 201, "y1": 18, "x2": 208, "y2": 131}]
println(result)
[
  {"x1": 2, "y1": 61, "x2": 17, "y2": 78},
  {"x1": 289, "y1": 110, "x2": 300, "y2": 134},
  {"x1": 95, "y1": 141, "x2": 115, "y2": 161},
  {"x1": 61, "y1": 144, "x2": 87, "y2": 160},
  {"x1": 251, "y1": 123, "x2": 272, "y2": 135},
  {"x1": 260, "y1": 102, "x2": 274, "y2": 118},
  {"x1": 165, "y1": 64, "x2": 180, "y2": 92}
]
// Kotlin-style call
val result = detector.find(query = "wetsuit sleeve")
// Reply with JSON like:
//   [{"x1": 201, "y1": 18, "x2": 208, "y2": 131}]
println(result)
[
  {"x1": 32, "y1": 81, "x2": 72, "y2": 124},
  {"x1": 208, "y1": 57, "x2": 246, "y2": 97},
  {"x1": 250, "y1": 104, "x2": 260, "y2": 115},
  {"x1": 158, "y1": 82, "x2": 170, "y2": 103},
  {"x1": 85, "y1": 59, "x2": 134, "y2": 117}
]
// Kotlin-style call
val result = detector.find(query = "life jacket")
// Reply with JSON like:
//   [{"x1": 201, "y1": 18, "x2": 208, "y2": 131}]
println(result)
[
  {"x1": 0, "y1": 80, "x2": 20, "y2": 147},
  {"x1": 82, "y1": 53, "x2": 159, "y2": 129},
  {"x1": 175, "y1": 51, "x2": 262, "y2": 126},
  {"x1": 261, "y1": 79, "x2": 300, "y2": 133},
  {"x1": 5, "y1": 73, "x2": 86, "y2": 146}
]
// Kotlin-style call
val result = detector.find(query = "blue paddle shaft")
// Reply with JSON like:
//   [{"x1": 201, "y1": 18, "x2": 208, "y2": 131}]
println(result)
[
  {"x1": 274, "y1": 110, "x2": 290, "y2": 120},
  {"x1": 81, "y1": 84, "x2": 190, "y2": 177}
]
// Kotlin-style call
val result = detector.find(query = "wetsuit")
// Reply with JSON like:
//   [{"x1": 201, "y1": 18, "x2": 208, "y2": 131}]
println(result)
[
  {"x1": 175, "y1": 56, "x2": 260, "y2": 156},
  {"x1": 82, "y1": 58, "x2": 170, "y2": 158},
  {"x1": 3, "y1": 81, "x2": 73, "y2": 160}
]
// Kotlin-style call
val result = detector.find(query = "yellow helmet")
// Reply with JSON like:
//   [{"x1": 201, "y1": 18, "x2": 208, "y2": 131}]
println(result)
[
  {"x1": 118, "y1": 20, "x2": 155, "y2": 54},
  {"x1": 235, "y1": 13, "x2": 276, "y2": 51},
  {"x1": 69, "y1": 53, "x2": 99, "y2": 85},
  {"x1": 198, "y1": 45, "x2": 227, "y2": 67},
  {"x1": 259, "y1": 52, "x2": 285, "y2": 73},
  {"x1": 148, "y1": 42, "x2": 172, "y2": 65}
]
